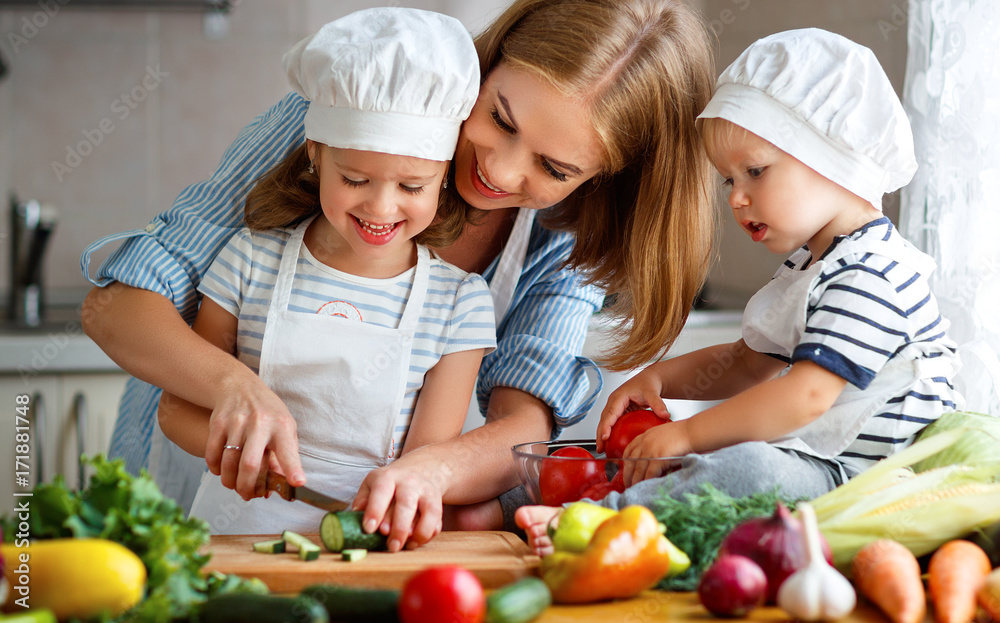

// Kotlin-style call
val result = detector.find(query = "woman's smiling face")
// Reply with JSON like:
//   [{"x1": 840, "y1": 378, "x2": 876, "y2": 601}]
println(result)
[{"x1": 452, "y1": 62, "x2": 605, "y2": 211}]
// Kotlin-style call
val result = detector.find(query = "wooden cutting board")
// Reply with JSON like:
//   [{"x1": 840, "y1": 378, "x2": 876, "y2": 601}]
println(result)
[{"x1": 201, "y1": 531, "x2": 540, "y2": 593}]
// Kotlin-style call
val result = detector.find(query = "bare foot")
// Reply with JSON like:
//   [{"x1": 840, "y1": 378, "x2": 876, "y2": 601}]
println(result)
[{"x1": 514, "y1": 505, "x2": 563, "y2": 556}]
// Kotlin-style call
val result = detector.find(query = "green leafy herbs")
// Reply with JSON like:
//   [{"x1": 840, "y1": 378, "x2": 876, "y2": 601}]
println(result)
[
  {"x1": 649, "y1": 483, "x2": 800, "y2": 591},
  {"x1": 0, "y1": 455, "x2": 267, "y2": 622}
]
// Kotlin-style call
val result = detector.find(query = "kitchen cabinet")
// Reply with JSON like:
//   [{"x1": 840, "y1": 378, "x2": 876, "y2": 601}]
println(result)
[{"x1": 0, "y1": 372, "x2": 128, "y2": 514}]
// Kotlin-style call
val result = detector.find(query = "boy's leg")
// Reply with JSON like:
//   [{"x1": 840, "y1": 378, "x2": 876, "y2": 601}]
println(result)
[{"x1": 599, "y1": 441, "x2": 844, "y2": 509}]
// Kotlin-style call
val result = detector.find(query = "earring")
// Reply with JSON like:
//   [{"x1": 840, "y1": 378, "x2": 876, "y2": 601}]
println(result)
[
  {"x1": 308, "y1": 161, "x2": 315, "y2": 174},
  {"x1": 442, "y1": 177, "x2": 448, "y2": 189}
]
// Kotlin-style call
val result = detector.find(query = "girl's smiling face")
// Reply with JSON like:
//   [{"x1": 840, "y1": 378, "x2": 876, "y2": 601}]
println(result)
[
  {"x1": 704, "y1": 120, "x2": 880, "y2": 259},
  {"x1": 307, "y1": 141, "x2": 447, "y2": 276},
  {"x1": 452, "y1": 62, "x2": 605, "y2": 211}
]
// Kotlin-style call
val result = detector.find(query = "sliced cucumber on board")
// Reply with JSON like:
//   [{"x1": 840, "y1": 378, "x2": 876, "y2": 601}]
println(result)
[
  {"x1": 251, "y1": 538, "x2": 287, "y2": 554},
  {"x1": 281, "y1": 530, "x2": 322, "y2": 561},
  {"x1": 319, "y1": 510, "x2": 388, "y2": 552}
]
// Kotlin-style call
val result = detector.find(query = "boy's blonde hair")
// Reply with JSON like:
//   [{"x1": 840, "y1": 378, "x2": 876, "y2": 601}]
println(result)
[{"x1": 477, "y1": 0, "x2": 718, "y2": 371}]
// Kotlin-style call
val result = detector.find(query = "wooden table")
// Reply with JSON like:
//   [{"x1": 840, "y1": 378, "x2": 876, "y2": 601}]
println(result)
[{"x1": 203, "y1": 532, "x2": 911, "y2": 622}]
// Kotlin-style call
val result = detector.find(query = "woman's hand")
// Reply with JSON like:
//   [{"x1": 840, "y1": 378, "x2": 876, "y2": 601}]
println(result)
[
  {"x1": 205, "y1": 372, "x2": 306, "y2": 500},
  {"x1": 596, "y1": 365, "x2": 670, "y2": 454},
  {"x1": 351, "y1": 449, "x2": 450, "y2": 552}
]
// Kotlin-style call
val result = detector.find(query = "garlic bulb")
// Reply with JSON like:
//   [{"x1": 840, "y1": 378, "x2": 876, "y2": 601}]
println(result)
[{"x1": 777, "y1": 502, "x2": 856, "y2": 620}]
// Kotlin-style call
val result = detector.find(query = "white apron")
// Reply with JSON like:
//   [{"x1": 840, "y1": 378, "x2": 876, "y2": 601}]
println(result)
[
  {"x1": 189, "y1": 219, "x2": 429, "y2": 534},
  {"x1": 742, "y1": 234, "x2": 959, "y2": 460}
]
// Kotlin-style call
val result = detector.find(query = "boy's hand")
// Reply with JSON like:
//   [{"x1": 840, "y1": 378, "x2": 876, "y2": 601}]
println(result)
[
  {"x1": 596, "y1": 368, "x2": 670, "y2": 453},
  {"x1": 620, "y1": 421, "x2": 692, "y2": 486}
]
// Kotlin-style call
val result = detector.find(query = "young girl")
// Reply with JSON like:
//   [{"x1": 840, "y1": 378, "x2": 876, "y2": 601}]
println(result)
[
  {"x1": 517, "y1": 28, "x2": 960, "y2": 553},
  {"x1": 157, "y1": 8, "x2": 495, "y2": 534}
]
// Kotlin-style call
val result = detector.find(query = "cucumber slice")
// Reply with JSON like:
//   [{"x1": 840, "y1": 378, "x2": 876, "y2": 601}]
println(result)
[
  {"x1": 319, "y1": 511, "x2": 388, "y2": 553},
  {"x1": 252, "y1": 538, "x2": 287, "y2": 554},
  {"x1": 282, "y1": 530, "x2": 322, "y2": 561},
  {"x1": 485, "y1": 576, "x2": 552, "y2": 623},
  {"x1": 341, "y1": 549, "x2": 367, "y2": 562}
]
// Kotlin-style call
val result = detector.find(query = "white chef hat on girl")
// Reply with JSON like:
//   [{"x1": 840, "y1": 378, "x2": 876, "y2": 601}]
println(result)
[
  {"x1": 697, "y1": 28, "x2": 917, "y2": 209},
  {"x1": 283, "y1": 7, "x2": 479, "y2": 162}
]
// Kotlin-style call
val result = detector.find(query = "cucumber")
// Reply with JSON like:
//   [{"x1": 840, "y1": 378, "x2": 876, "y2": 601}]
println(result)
[
  {"x1": 485, "y1": 576, "x2": 552, "y2": 623},
  {"x1": 341, "y1": 548, "x2": 368, "y2": 561},
  {"x1": 252, "y1": 538, "x2": 287, "y2": 553},
  {"x1": 282, "y1": 530, "x2": 322, "y2": 561},
  {"x1": 319, "y1": 510, "x2": 388, "y2": 552},
  {"x1": 197, "y1": 593, "x2": 329, "y2": 623},
  {"x1": 300, "y1": 584, "x2": 400, "y2": 623}
]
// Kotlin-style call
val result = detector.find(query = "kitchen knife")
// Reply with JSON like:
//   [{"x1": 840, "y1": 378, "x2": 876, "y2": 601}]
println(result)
[{"x1": 260, "y1": 470, "x2": 351, "y2": 513}]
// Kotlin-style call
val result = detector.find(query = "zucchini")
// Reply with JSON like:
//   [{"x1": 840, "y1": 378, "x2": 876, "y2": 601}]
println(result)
[
  {"x1": 319, "y1": 510, "x2": 388, "y2": 552},
  {"x1": 252, "y1": 538, "x2": 287, "y2": 553},
  {"x1": 485, "y1": 576, "x2": 552, "y2": 623},
  {"x1": 282, "y1": 530, "x2": 321, "y2": 561},
  {"x1": 197, "y1": 593, "x2": 329, "y2": 623},
  {"x1": 341, "y1": 548, "x2": 368, "y2": 562},
  {"x1": 300, "y1": 584, "x2": 400, "y2": 623}
]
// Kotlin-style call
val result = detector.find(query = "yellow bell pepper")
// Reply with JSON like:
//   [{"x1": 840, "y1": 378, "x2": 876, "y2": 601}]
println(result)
[{"x1": 540, "y1": 505, "x2": 673, "y2": 604}]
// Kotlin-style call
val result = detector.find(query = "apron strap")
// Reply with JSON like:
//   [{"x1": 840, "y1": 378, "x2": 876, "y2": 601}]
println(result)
[{"x1": 490, "y1": 208, "x2": 535, "y2": 322}]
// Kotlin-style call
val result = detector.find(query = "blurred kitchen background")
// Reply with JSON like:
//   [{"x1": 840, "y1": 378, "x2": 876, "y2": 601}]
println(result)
[{"x1": 7, "y1": 0, "x2": 997, "y2": 507}]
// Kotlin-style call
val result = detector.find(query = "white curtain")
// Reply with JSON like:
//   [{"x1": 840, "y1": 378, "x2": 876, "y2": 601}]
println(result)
[{"x1": 900, "y1": 0, "x2": 1000, "y2": 414}]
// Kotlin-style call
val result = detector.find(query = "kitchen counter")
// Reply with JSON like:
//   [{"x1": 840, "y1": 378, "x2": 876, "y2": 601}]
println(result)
[{"x1": 0, "y1": 304, "x2": 119, "y2": 374}]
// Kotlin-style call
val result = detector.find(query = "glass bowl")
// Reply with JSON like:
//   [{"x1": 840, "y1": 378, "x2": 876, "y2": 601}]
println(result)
[{"x1": 512, "y1": 439, "x2": 682, "y2": 505}]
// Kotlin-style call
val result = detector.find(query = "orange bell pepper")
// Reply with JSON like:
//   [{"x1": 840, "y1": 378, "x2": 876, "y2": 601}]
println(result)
[{"x1": 540, "y1": 505, "x2": 673, "y2": 604}]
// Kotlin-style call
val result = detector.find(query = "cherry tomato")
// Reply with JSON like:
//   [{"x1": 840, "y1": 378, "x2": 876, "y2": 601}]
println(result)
[
  {"x1": 539, "y1": 445, "x2": 608, "y2": 506},
  {"x1": 398, "y1": 565, "x2": 485, "y2": 623},
  {"x1": 605, "y1": 409, "x2": 670, "y2": 459},
  {"x1": 580, "y1": 469, "x2": 626, "y2": 501}
]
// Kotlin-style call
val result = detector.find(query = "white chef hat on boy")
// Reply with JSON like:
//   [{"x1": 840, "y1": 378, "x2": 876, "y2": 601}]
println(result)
[
  {"x1": 697, "y1": 28, "x2": 917, "y2": 209},
  {"x1": 283, "y1": 8, "x2": 479, "y2": 162}
]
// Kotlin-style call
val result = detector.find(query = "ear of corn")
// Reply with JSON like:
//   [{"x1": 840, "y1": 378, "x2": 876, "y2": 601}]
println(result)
[{"x1": 810, "y1": 422, "x2": 1000, "y2": 570}]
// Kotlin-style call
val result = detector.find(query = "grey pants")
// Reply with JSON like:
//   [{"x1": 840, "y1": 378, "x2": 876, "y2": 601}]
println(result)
[{"x1": 500, "y1": 441, "x2": 847, "y2": 532}]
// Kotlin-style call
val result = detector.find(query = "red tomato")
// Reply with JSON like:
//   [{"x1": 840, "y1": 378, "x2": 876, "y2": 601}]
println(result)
[
  {"x1": 398, "y1": 565, "x2": 485, "y2": 623},
  {"x1": 580, "y1": 469, "x2": 626, "y2": 501},
  {"x1": 538, "y1": 445, "x2": 608, "y2": 506},
  {"x1": 605, "y1": 409, "x2": 670, "y2": 459}
]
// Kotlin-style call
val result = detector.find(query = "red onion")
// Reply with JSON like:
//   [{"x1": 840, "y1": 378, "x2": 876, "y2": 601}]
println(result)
[
  {"x1": 698, "y1": 554, "x2": 767, "y2": 617},
  {"x1": 717, "y1": 501, "x2": 834, "y2": 604}
]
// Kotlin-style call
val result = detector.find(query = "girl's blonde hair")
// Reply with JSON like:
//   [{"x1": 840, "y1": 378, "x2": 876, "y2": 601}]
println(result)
[
  {"x1": 244, "y1": 144, "x2": 468, "y2": 248},
  {"x1": 476, "y1": 0, "x2": 718, "y2": 371}
]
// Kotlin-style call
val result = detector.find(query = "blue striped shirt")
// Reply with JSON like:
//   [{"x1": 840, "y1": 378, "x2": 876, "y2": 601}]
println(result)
[
  {"x1": 81, "y1": 91, "x2": 606, "y2": 476},
  {"x1": 201, "y1": 225, "x2": 496, "y2": 456},
  {"x1": 780, "y1": 218, "x2": 959, "y2": 472}
]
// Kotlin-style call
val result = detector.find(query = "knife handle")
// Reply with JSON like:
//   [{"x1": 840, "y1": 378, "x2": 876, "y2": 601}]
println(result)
[{"x1": 255, "y1": 449, "x2": 294, "y2": 501}]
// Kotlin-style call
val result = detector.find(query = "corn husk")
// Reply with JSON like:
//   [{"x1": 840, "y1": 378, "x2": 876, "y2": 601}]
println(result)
[
  {"x1": 912, "y1": 411, "x2": 1000, "y2": 471},
  {"x1": 811, "y1": 425, "x2": 1000, "y2": 570}
]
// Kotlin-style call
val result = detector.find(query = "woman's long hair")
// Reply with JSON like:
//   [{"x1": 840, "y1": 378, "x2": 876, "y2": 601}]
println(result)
[{"x1": 475, "y1": 0, "x2": 719, "y2": 371}]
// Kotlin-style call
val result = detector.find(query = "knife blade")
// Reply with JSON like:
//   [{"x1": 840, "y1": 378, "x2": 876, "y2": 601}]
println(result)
[{"x1": 260, "y1": 470, "x2": 351, "y2": 513}]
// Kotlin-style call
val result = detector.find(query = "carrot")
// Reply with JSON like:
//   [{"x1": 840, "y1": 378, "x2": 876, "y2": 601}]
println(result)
[
  {"x1": 852, "y1": 539, "x2": 927, "y2": 623},
  {"x1": 927, "y1": 540, "x2": 991, "y2": 623}
]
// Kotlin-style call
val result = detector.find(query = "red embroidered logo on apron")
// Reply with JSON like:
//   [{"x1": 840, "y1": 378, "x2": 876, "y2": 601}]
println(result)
[{"x1": 318, "y1": 300, "x2": 362, "y2": 321}]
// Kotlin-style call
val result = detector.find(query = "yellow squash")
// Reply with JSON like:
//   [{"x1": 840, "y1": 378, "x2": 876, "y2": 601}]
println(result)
[{"x1": 2, "y1": 538, "x2": 146, "y2": 620}]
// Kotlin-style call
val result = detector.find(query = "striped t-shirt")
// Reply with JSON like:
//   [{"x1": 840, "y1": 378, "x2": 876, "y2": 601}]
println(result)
[
  {"x1": 774, "y1": 218, "x2": 959, "y2": 473},
  {"x1": 199, "y1": 225, "x2": 497, "y2": 457}
]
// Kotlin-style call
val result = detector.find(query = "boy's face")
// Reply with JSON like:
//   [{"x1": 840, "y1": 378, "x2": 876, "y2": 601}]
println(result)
[{"x1": 705, "y1": 120, "x2": 876, "y2": 259}]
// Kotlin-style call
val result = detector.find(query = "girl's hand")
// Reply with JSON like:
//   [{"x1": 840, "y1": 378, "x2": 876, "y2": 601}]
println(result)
[
  {"x1": 596, "y1": 367, "x2": 669, "y2": 453},
  {"x1": 351, "y1": 450, "x2": 447, "y2": 552},
  {"x1": 205, "y1": 373, "x2": 305, "y2": 500},
  {"x1": 620, "y1": 421, "x2": 692, "y2": 486}
]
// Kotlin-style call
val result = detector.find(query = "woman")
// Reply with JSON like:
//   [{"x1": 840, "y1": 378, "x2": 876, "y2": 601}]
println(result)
[{"x1": 81, "y1": 0, "x2": 716, "y2": 551}]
